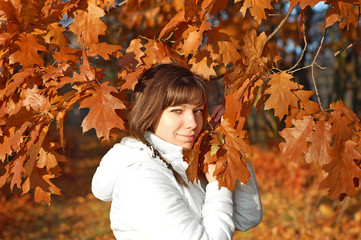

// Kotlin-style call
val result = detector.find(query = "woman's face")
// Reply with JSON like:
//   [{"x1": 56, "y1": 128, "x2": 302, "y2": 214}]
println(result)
[{"x1": 153, "y1": 103, "x2": 204, "y2": 149}]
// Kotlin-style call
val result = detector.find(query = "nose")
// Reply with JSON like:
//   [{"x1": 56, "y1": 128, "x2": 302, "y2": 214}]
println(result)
[{"x1": 185, "y1": 112, "x2": 197, "y2": 129}]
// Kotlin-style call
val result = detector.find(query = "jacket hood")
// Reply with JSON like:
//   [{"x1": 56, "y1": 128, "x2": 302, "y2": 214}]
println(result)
[{"x1": 91, "y1": 132, "x2": 186, "y2": 202}]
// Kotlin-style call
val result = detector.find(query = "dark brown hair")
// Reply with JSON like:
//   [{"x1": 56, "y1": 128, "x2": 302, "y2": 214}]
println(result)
[{"x1": 128, "y1": 63, "x2": 208, "y2": 143}]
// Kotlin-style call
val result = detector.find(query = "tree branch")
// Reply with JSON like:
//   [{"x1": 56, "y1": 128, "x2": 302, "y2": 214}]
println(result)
[
  {"x1": 288, "y1": 24, "x2": 307, "y2": 72},
  {"x1": 334, "y1": 38, "x2": 361, "y2": 56},
  {"x1": 266, "y1": 10, "x2": 292, "y2": 42}
]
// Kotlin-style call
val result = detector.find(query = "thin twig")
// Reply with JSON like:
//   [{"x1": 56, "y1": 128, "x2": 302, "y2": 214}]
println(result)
[
  {"x1": 288, "y1": 23, "x2": 308, "y2": 72},
  {"x1": 334, "y1": 38, "x2": 361, "y2": 56},
  {"x1": 267, "y1": 10, "x2": 292, "y2": 42},
  {"x1": 117, "y1": 0, "x2": 131, "y2": 7},
  {"x1": 310, "y1": 28, "x2": 328, "y2": 111}
]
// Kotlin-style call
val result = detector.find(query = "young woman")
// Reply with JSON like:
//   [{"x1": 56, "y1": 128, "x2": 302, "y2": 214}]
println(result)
[{"x1": 92, "y1": 63, "x2": 262, "y2": 240}]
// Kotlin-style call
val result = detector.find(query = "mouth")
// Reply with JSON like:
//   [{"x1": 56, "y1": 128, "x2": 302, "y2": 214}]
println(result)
[{"x1": 177, "y1": 134, "x2": 195, "y2": 141}]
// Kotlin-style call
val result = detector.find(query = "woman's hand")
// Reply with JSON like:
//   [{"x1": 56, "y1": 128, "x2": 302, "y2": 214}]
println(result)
[
  {"x1": 205, "y1": 164, "x2": 217, "y2": 183},
  {"x1": 209, "y1": 104, "x2": 225, "y2": 129}
]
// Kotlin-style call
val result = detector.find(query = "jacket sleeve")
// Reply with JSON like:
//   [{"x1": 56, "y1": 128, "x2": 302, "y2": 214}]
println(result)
[
  {"x1": 111, "y1": 164, "x2": 235, "y2": 240},
  {"x1": 233, "y1": 161, "x2": 263, "y2": 231}
]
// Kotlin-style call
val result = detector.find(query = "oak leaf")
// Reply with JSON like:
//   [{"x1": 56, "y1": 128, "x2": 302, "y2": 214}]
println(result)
[
  {"x1": 68, "y1": 3, "x2": 107, "y2": 45},
  {"x1": 53, "y1": 47, "x2": 80, "y2": 63},
  {"x1": 86, "y1": 43, "x2": 123, "y2": 60},
  {"x1": 184, "y1": 0, "x2": 200, "y2": 21},
  {"x1": 238, "y1": 0, "x2": 274, "y2": 24},
  {"x1": 305, "y1": 116, "x2": 333, "y2": 165},
  {"x1": 279, "y1": 116, "x2": 315, "y2": 163},
  {"x1": 264, "y1": 72, "x2": 300, "y2": 119},
  {"x1": 10, "y1": 155, "x2": 26, "y2": 191},
  {"x1": 79, "y1": 82, "x2": 126, "y2": 141},
  {"x1": 189, "y1": 51, "x2": 217, "y2": 80},
  {"x1": 158, "y1": 10, "x2": 185, "y2": 40},
  {"x1": 9, "y1": 34, "x2": 46, "y2": 68},
  {"x1": 201, "y1": 0, "x2": 228, "y2": 16},
  {"x1": 44, "y1": 22, "x2": 69, "y2": 47},
  {"x1": 182, "y1": 21, "x2": 211, "y2": 57},
  {"x1": 213, "y1": 145, "x2": 250, "y2": 191},
  {"x1": 319, "y1": 140, "x2": 361, "y2": 200},
  {"x1": 207, "y1": 26, "x2": 241, "y2": 66},
  {"x1": 22, "y1": 85, "x2": 51, "y2": 113}
]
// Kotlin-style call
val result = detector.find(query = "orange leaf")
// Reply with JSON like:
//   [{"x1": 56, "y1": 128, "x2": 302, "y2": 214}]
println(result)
[
  {"x1": 305, "y1": 116, "x2": 333, "y2": 165},
  {"x1": 319, "y1": 140, "x2": 361, "y2": 200},
  {"x1": 68, "y1": 3, "x2": 107, "y2": 45},
  {"x1": 279, "y1": 116, "x2": 315, "y2": 163},
  {"x1": 238, "y1": 0, "x2": 274, "y2": 24},
  {"x1": 158, "y1": 10, "x2": 185, "y2": 40},
  {"x1": 37, "y1": 148, "x2": 58, "y2": 170},
  {"x1": 189, "y1": 51, "x2": 217, "y2": 80},
  {"x1": 241, "y1": 29, "x2": 268, "y2": 72},
  {"x1": 213, "y1": 145, "x2": 250, "y2": 191},
  {"x1": 44, "y1": 22, "x2": 69, "y2": 47},
  {"x1": 10, "y1": 155, "x2": 26, "y2": 191},
  {"x1": 9, "y1": 34, "x2": 46, "y2": 68},
  {"x1": 207, "y1": 26, "x2": 241, "y2": 65},
  {"x1": 79, "y1": 82, "x2": 126, "y2": 141},
  {"x1": 182, "y1": 21, "x2": 211, "y2": 57},
  {"x1": 86, "y1": 43, "x2": 123, "y2": 60},
  {"x1": 264, "y1": 72, "x2": 300, "y2": 119}
]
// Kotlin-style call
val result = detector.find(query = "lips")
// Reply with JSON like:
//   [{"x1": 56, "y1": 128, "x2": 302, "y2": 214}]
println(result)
[{"x1": 177, "y1": 134, "x2": 195, "y2": 141}]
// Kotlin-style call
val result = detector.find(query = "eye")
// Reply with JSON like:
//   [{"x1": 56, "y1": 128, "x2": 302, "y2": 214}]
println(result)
[
  {"x1": 194, "y1": 109, "x2": 203, "y2": 114},
  {"x1": 171, "y1": 109, "x2": 182, "y2": 114}
]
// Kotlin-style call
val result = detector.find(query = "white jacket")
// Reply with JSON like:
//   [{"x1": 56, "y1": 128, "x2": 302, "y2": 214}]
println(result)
[{"x1": 92, "y1": 132, "x2": 262, "y2": 240}]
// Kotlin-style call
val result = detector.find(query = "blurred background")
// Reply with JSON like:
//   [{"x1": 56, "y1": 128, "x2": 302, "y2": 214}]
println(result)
[{"x1": 1, "y1": 0, "x2": 361, "y2": 239}]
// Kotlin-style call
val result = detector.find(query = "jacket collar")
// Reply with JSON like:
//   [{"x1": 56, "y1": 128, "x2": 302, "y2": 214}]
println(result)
[{"x1": 144, "y1": 131, "x2": 183, "y2": 162}]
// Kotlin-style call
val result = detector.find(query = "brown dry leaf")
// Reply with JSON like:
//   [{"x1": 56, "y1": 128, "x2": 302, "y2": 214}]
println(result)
[
  {"x1": 0, "y1": 130, "x2": 15, "y2": 162},
  {"x1": 200, "y1": 0, "x2": 228, "y2": 16},
  {"x1": 22, "y1": 85, "x2": 51, "y2": 113},
  {"x1": 264, "y1": 72, "x2": 300, "y2": 119},
  {"x1": 216, "y1": 119, "x2": 252, "y2": 156},
  {"x1": 10, "y1": 155, "x2": 26, "y2": 191},
  {"x1": 9, "y1": 34, "x2": 46, "y2": 68},
  {"x1": 79, "y1": 82, "x2": 126, "y2": 141},
  {"x1": 86, "y1": 43, "x2": 123, "y2": 60},
  {"x1": 289, "y1": 0, "x2": 321, "y2": 10},
  {"x1": 142, "y1": 39, "x2": 171, "y2": 66},
  {"x1": 279, "y1": 115, "x2": 315, "y2": 163},
  {"x1": 182, "y1": 21, "x2": 211, "y2": 57},
  {"x1": 284, "y1": 90, "x2": 320, "y2": 127},
  {"x1": 158, "y1": 10, "x2": 185, "y2": 40},
  {"x1": 37, "y1": 148, "x2": 58, "y2": 170},
  {"x1": 5, "y1": 68, "x2": 37, "y2": 97},
  {"x1": 119, "y1": 38, "x2": 145, "y2": 72},
  {"x1": 241, "y1": 29, "x2": 268, "y2": 73},
  {"x1": 42, "y1": 63, "x2": 69, "y2": 83},
  {"x1": 119, "y1": 65, "x2": 147, "y2": 91},
  {"x1": 68, "y1": 3, "x2": 107, "y2": 45},
  {"x1": 237, "y1": 0, "x2": 274, "y2": 24},
  {"x1": 213, "y1": 145, "x2": 250, "y2": 190},
  {"x1": 44, "y1": 22, "x2": 69, "y2": 47},
  {"x1": 184, "y1": 131, "x2": 209, "y2": 183},
  {"x1": 207, "y1": 26, "x2": 241, "y2": 66},
  {"x1": 305, "y1": 115, "x2": 333, "y2": 165},
  {"x1": 53, "y1": 47, "x2": 80, "y2": 63},
  {"x1": 319, "y1": 140, "x2": 361, "y2": 200},
  {"x1": 184, "y1": 0, "x2": 200, "y2": 21},
  {"x1": 189, "y1": 51, "x2": 217, "y2": 80}
]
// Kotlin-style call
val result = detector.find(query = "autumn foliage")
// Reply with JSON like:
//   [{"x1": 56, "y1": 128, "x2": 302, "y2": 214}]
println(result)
[{"x1": 1, "y1": 0, "x2": 361, "y2": 204}]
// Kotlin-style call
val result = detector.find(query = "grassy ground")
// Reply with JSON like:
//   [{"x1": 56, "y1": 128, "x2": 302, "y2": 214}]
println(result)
[{"x1": 1, "y1": 147, "x2": 360, "y2": 240}]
